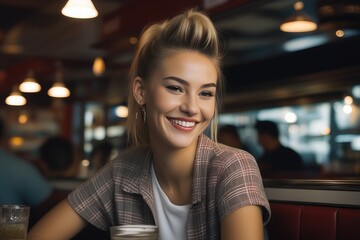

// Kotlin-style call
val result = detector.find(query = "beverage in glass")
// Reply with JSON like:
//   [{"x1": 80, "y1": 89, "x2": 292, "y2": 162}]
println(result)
[
  {"x1": 110, "y1": 224, "x2": 159, "y2": 240},
  {"x1": 0, "y1": 205, "x2": 30, "y2": 240}
]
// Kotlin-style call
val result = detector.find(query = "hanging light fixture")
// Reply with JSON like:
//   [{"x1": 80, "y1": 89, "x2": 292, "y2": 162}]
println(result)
[
  {"x1": 280, "y1": 1, "x2": 318, "y2": 33},
  {"x1": 61, "y1": 0, "x2": 98, "y2": 19},
  {"x1": 48, "y1": 63, "x2": 70, "y2": 98},
  {"x1": 5, "y1": 86, "x2": 27, "y2": 106},
  {"x1": 48, "y1": 82, "x2": 70, "y2": 98},
  {"x1": 92, "y1": 57, "x2": 105, "y2": 76},
  {"x1": 19, "y1": 70, "x2": 41, "y2": 93}
]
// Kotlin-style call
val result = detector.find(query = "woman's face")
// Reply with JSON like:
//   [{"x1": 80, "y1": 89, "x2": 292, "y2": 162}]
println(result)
[{"x1": 141, "y1": 50, "x2": 217, "y2": 149}]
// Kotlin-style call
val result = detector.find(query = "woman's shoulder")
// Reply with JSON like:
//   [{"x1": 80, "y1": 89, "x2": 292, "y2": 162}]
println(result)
[
  {"x1": 112, "y1": 146, "x2": 150, "y2": 170},
  {"x1": 215, "y1": 142, "x2": 254, "y2": 159},
  {"x1": 112, "y1": 146, "x2": 149, "y2": 163},
  {"x1": 199, "y1": 134, "x2": 256, "y2": 165},
  {"x1": 105, "y1": 146, "x2": 151, "y2": 183}
]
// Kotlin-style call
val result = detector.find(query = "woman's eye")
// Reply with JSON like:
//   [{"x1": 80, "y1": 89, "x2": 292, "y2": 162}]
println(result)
[
  {"x1": 167, "y1": 86, "x2": 182, "y2": 92},
  {"x1": 200, "y1": 91, "x2": 215, "y2": 97}
]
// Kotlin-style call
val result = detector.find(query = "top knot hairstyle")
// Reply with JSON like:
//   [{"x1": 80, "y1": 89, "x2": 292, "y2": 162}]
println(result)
[{"x1": 127, "y1": 8, "x2": 224, "y2": 147}]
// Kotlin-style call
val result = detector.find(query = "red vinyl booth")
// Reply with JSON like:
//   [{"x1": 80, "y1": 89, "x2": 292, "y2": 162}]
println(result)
[{"x1": 267, "y1": 202, "x2": 360, "y2": 240}]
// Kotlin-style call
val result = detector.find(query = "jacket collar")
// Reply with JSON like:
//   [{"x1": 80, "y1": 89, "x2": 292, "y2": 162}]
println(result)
[
  {"x1": 122, "y1": 134, "x2": 217, "y2": 205},
  {"x1": 191, "y1": 134, "x2": 216, "y2": 204}
]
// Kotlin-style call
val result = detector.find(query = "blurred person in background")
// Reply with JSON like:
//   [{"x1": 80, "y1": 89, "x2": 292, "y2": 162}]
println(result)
[
  {"x1": 35, "y1": 135, "x2": 108, "y2": 239},
  {"x1": 0, "y1": 115, "x2": 53, "y2": 206},
  {"x1": 32, "y1": 135, "x2": 81, "y2": 219},
  {"x1": 88, "y1": 140, "x2": 113, "y2": 175},
  {"x1": 218, "y1": 124, "x2": 250, "y2": 152},
  {"x1": 0, "y1": 115, "x2": 53, "y2": 219},
  {"x1": 38, "y1": 136, "x2": 79, "y2": 178},
  {"x1": 255, "y1": 120, "x2": 304, "y2": 174}
]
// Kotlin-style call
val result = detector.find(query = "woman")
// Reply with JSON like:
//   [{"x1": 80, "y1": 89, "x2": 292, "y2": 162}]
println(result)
[{"x1": 28, "y1": 9, "x2": 270, "y2": 240}]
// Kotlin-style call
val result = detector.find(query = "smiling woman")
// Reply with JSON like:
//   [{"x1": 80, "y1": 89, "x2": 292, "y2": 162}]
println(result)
[
  {"x1": 28, "y1": 8, "x2": 270, "y2": 240},
  {"x1": 132, "y1": 50, "x2": 218, "y2": 150}
]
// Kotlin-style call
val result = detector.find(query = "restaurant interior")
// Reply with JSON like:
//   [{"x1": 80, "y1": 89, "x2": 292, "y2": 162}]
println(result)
[{"x1": 0, "y1": 0, "x2": 359, "y2": 184}]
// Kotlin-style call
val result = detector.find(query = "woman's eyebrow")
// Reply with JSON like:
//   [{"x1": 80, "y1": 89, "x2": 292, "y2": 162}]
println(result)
[
  {"x1": 163, "y1": 76, "x2": 188, "y2": 85},
  {"x1": 163, "y1": 76, "x2": 217, "y2": 88}
]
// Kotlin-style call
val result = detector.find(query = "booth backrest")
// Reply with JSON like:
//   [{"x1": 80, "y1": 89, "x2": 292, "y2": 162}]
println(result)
[{"x1": 267, "y1": 202, "x2": 360, "y2": 240}]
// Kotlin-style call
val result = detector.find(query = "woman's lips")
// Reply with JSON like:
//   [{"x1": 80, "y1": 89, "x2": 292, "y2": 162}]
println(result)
[{"x1": 168, "y1": 118, "x2": 197, "y2": 130}]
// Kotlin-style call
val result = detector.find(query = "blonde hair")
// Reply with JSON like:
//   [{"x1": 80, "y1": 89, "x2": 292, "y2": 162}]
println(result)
[{"x1": 127, "y1": 8, "x2": 224, "y2": 147}]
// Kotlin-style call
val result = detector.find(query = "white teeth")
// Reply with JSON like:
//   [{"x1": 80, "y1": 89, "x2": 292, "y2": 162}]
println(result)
[{"x1": 170, "y1": 119, "x2": 195, "y2": 127}]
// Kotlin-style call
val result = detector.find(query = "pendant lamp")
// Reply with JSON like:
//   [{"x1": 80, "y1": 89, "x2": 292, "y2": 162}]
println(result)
[
  {"x1": 48, "y1": 82, "x2": 70, "y2": 98},
  {"x1": 19, "y1": 70, "x2": 41, "y2": 93},
  {"x1": 280, "y1": 1, "x2": 317, "y2": 33},
  {"x1": 5, "y1": 86, "x2": 27, "y2": 106},
  {"x1": 61, "y1": 0, "x2": 98, "y2": 19},
  {"x1": 48, "y1": 63, "x2": 70, "y2": 98}
]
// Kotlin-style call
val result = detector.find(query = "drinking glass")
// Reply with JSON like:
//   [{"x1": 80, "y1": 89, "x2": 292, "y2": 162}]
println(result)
[
  {"x1": 0, "y1": 205, "x2": 30, "y2": 240},
  {"x1": 110, "y1": 224, "x2": 159, "y2": 240}
]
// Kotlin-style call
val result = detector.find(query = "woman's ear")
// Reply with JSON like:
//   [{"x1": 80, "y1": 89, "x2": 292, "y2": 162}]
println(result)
[{"x1": 133, "y1": 77, "x2": 146, "y2": 105}]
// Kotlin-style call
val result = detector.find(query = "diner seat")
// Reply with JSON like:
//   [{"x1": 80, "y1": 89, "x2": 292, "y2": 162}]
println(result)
[{"x1": 267, "y1": 202, "x2": 360, "y2": 240}]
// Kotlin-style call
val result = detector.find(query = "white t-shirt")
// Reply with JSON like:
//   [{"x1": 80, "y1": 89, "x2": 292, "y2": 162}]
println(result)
[{"x1": 151, "y1": 165, "x2": 191, "y2": 240}]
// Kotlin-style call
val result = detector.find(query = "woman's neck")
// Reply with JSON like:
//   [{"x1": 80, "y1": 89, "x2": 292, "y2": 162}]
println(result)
[{"x1": 151, "y1": 140, "x2": 197, "y2": 205}]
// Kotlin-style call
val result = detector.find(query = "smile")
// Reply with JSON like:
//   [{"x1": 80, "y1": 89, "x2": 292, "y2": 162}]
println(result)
[{"x1": 168, "y1": 118, "x2": 196, "y2": 128}]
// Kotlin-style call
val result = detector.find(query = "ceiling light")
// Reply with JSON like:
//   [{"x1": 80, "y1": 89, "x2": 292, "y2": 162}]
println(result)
[
  {"x1": 19, "y1": 70, "x2": 41, "y2": 93},
  {"x1": 61, "y1": 0, "x2": 98, "y2": 19},
  {"x1": 48, "y1": 82, "x2": 70, "y2": 98},
  {"x1": 280, "y1": 1, "x2": 317, "y2": 33},
  {"x1": 48, "y1": 63, "x2": 70, "y2": 98},
  {"x1": 335, "y1": 30, "x2": 345, "y2": 38},
  {"x1": 92, "y1": 57, "x2": 105, "y2": 76},
  {"x1": 5, "y1": 86, "x2": 27, "y2": 106}
]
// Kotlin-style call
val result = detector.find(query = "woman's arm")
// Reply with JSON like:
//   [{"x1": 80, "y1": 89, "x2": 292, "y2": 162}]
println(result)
[
  {"x1": 28, "y1": 199, "x2": 87, "y2": 240},
  {"x1": 221, "y1": 205, "x2": 264, "y2": 240}
]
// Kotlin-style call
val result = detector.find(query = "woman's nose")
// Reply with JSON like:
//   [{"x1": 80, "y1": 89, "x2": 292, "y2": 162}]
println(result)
[{"x1": 180, "y1": 94, "x2": 198, "y2": 116}]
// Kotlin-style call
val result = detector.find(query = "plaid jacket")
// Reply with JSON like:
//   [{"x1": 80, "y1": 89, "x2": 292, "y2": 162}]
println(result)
[{"x1": 68, "y1": 134, "x2": 270, "y2": 239}]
